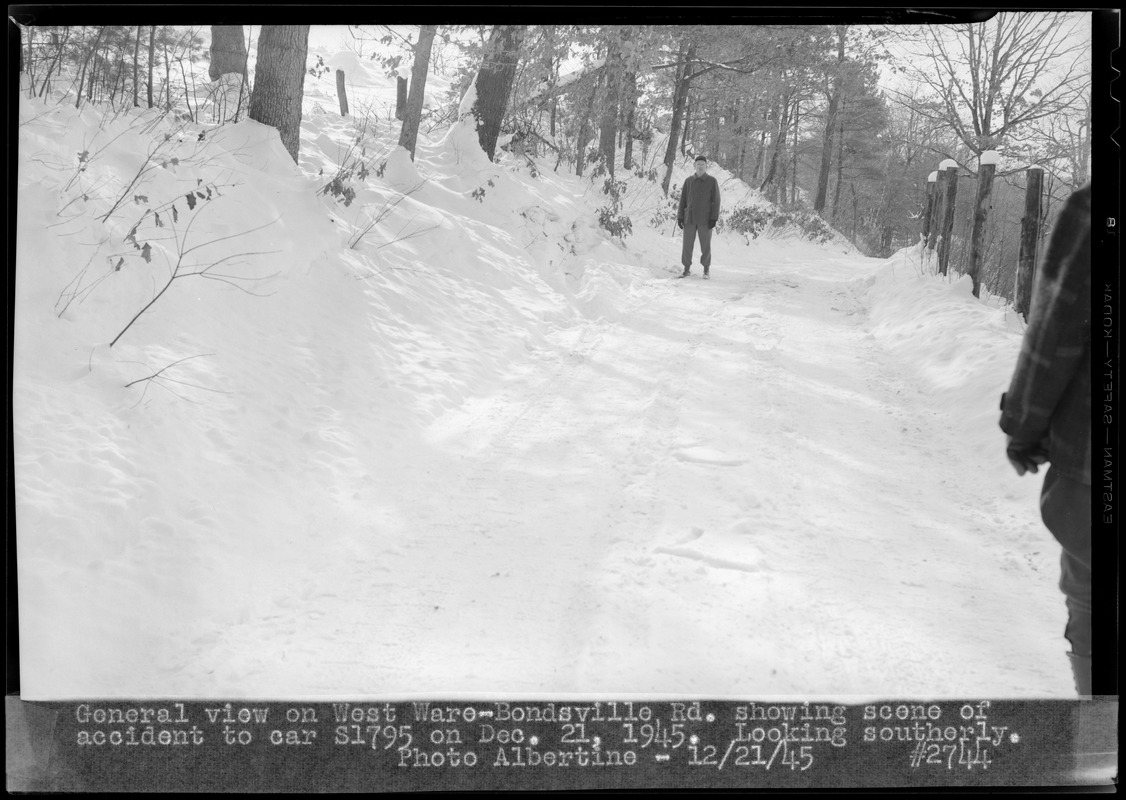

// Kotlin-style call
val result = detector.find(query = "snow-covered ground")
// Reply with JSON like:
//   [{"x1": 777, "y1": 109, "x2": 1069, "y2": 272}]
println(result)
[{"x1": 14, "y1": 28, "x2": 1074, "y2": 701}]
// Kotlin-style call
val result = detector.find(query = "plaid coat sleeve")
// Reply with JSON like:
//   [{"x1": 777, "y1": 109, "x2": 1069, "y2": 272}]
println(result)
[{"x1": 999, "y1": 183, "x2": 1092, "y2": 485}]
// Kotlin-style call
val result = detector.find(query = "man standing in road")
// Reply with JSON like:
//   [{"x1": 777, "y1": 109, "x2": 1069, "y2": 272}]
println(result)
[
  {"x1": 678, "y1": 155, "x2": 721, "y2": 279},
  {"x1": 998, "y1": 183, "x2": 1092, "y2": 696}
]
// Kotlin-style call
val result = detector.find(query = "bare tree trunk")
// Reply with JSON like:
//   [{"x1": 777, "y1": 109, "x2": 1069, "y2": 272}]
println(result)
[
  {"x1": 760, "y1": 93, "x2": 791, "y2": 200},
  {"x1": 814, "y1": 26, "x2": 846, "y2": 214},
  {"x1": 598, "y1": 26, "x2": 626, "y2": 178},
  {"x1": 680, "y1": 93, "x2": 692, "y2": 155},
  {"x1": 737, "y1": 136, "x2": 748, "y2": 179},
  {"x1": 395, "y1": 77, "x2": 407, "y2": 120},
  {"x1": 147, "y1": 26, "x2": 155, "y2": 108},
  {"x1": 751, "y1": 129, "x2": 766, "y2": 182},
  {"x1": 111, "y1": 42, "x2": 127, "y2": 107},
  {"x1": 398, "y1": 25, "x2": 437, "y2": 160},
  {"x1": 163, "y1": 27, "x2": 171, "y2": 110},
  {"x1": 471, "y1": 25, "x2": 526, "y2": 162},
  {"x1": 88, "y1": 39, "x2": 100, "y2": 102},
  {"x1": 830, "y1": 116, "x2": 844, "y2": 220},
  {"x1": 850, "y1": 182, "x2": 859, "y2": 241},
  {"x1": 621, "y1": 54, "x2": 638, "y2": 171},
  {"x1": 576, "y1": 74, "x2": 601, "y2": 177},
  {"x1": 132, "y1": 25, "x2": 141, "y2": 106},
  {"x1": 538, "y1": 26, "x2": 558, "y2": 140},
  {"x1": 233, "y1": 26, "x2": 253, "y2": 123},
  {"x1": 209, "y1": 25, "x2": 247, "y2": 81},
  {"x1": 661, "y1": 38, "x2": 695, "y2": 196},
  {"x1": 178, "y1": 56, "x2": 195, "y2": 121},
  {"x1": 39, "y1": 28, "x2": 67, "y2": 97},
  {"x1": 790, "y1": 97, "x2": 800, "y2": 203},
  {"x1": 707, "y1": 97, "x2": 720, "y2": 158},
  {"x1": 729, "y1": 99, "x2": 741, "y2": 169},
  {"x1": 249, "y1": 25, "x2": 311, "y2": 163},
  {"x1": 75, "y1": 27, "x2": 106, "y2": 109}
]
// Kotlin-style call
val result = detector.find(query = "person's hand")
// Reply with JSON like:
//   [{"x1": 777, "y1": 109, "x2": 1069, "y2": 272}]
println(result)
[
  {"x1": 678, "y1": 221, "x2": 684, "y2": 230},
  {"x1": 1006, "y1": 436, "x2": 1049, "y2": 476},
  {"x1": 709, "y1": 220, "x2": 716, "y2": 229}
]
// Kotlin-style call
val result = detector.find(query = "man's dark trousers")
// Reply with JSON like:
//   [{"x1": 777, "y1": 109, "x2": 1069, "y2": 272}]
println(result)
[
  {"x1": 682, "y1": 222, "x2": 712, "y2": 272},
  {"x1": 1040, "y1": 465, "x2": 1092, "y2": 692}
]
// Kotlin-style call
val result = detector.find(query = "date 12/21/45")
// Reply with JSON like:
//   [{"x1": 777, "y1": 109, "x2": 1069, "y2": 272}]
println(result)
[{"x1": 688, "y1": 739, "x2": 814, "y2": 771}]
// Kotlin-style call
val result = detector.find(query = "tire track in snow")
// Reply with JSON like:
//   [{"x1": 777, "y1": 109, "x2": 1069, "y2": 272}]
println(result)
[
  {"x1": 199, "y1": 256, "x2": 1071, "y2": 697},
  {"x1": 562, "y1": 269, "x2": 796, "y2": 692}
]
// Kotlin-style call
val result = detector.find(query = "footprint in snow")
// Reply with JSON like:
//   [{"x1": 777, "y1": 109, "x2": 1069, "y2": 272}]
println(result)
[
  {"x1": 672, "y1": 447, "x2": 747, "y2": 467},
  {"x1": 653, "y1": 524, "x2": 765, "y2": 574}
]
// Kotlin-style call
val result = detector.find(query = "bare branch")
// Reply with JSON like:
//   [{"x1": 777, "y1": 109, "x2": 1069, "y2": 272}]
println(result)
[
  {"x1": 180, "y1": 213, "x2": 282, "y2": 258},
  {"x1": 124, "y1": 353, "x2": 214, "y2": 388},
  {"x1": 110, "y1": 213, "x2": 282, "y2": 347}
]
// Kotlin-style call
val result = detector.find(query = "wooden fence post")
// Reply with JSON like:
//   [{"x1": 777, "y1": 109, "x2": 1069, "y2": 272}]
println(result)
[
  {"x1": 335, "y1": 69, "x2": 349, "y2": 116},
  {"x1": 969, "y1": 150, "x2": 998, "y2": 298},
  {"x1": 922, "y1": 170, "x2": 938, "y2": 245},
  {"x1": 936, "y1": 159, "x2": 959, "y2": 275},
  {"x1": 1015, "y1": 166, "x2": 1044, "y2": 320},
  {"x1": 927, "y1": 168, "x2": 947, "y2": 251}
]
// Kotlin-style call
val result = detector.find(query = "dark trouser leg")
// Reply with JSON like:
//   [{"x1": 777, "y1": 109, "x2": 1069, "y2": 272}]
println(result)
[
  {"x1": 681, "y1": 223, "x2": 699, "y2": 269},
  {"x1": 698, "y1": 225, "x2": 712, "y2": 270},
  {"x1": 1039, "y1": 466, "x2": 1092, "y2": 695}
]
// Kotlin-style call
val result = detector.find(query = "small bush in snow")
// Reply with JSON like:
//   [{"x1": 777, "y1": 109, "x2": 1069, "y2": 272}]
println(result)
[
  {"x1": 725, "y1": 205, "x2": 770, "y2": 241},
  {"x1": 725, "y1": 203, "x2": 839, "y2": 246},
  {"x1": 799, "y1": 213, "x2": 836, "y2": 244},
  {"x1": 324, "y1": 177, "x2": 357, "y2": 207},
  {"x1": 766, "y1": 209, "x2": 836, "y2": 244},
  {"x1": 318, "y1": 116, "x2": 380, "y2": 208},
  {"x1": 597, "y1": 178, "x2": 632, "y2": 241},
  {"x1": 648, "y1": 185, "x2": 680, "y2": 230}
]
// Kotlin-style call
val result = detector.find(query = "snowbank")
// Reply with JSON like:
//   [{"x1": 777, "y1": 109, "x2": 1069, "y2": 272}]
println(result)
[{"x1": 864, "y1": 245, "x2": 1033, "y2": 469}]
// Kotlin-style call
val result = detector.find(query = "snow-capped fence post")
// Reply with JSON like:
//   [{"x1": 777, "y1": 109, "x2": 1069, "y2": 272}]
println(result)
[
  {"x1": 396, "y1": 76, "x2": 407, "y2": 121},
  {"x1": 336, "y1": 69, "x2": 349, "y2": 116},
  {"x1": 968, "y1": 150, "x2": 998, "y2": 298},
  {"x1": 921, "y1": 170, "x2": 938, "y2": 246},
  {"x1": 1014, "y1": 165, "x2": 1044, "y2": 320},
  {"x1": 926, "y1": 167, "x2": 947, "y2": 252},
  {"x1": 936, "y1": 159, "x2": 959, "y2": 275}
]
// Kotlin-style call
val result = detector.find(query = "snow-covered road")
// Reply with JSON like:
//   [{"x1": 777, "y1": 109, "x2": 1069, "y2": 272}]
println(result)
[
  {"x1": 17, "y1": 83, "x2": 1073, "y2": 701},
  {"x1": 199, "y1": 253, "x2": 1072, "y2": 700}
]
